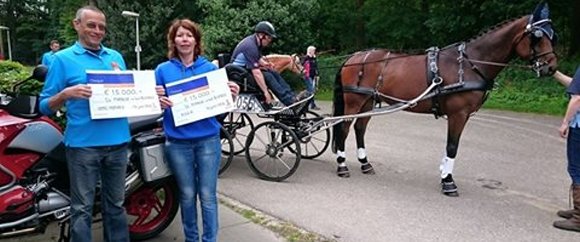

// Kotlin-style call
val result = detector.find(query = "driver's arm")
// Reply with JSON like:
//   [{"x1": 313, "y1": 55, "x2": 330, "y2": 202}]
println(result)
[
  {"x1": 259, "y1": 57, "x2": 274, "y2": 70},
  {"x1": 251, "y1": 68, "x2": 272, "y2": 103}
]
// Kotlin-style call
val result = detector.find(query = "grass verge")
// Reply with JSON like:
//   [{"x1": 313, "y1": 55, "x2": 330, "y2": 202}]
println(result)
[{"x1": 218, "y1": 194, "x2": 336, "y2": 242}]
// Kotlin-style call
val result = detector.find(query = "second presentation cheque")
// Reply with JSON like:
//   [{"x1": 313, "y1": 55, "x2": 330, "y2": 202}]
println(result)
[{"x1": 166, "y1": 68, "x2": 234, "y2": 127}]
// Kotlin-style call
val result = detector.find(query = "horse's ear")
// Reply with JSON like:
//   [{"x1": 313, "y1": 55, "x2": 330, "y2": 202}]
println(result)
[{"x1": 532, "y1": 1, "x2": 550, "y2": 22}]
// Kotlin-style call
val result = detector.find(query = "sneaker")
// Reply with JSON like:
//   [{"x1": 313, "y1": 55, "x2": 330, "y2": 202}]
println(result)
[{"x1": 295, "y1": 90, "x2": 312, "y2": 102}]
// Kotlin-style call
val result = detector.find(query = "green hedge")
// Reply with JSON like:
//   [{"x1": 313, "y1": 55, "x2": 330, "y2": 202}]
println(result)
[{"x1": 0, "y1": 61, "x2": 44, "y2": 95}]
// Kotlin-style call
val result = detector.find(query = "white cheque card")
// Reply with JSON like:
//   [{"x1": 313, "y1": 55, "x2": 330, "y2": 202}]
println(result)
[
  {"x1": 166, "y1": 68, "x2": 234, "y2": 127},
  {"x1": 87, "y1": 70, "x2": 161, "y2": 119}
]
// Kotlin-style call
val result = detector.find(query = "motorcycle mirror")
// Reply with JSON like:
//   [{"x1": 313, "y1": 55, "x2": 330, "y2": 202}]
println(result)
[
  {"x1": 11, "y1": 65, "x2": 48, "y2": 93},
  {"x1": 31, "y1": 65, "x2": 48, "y2": 82}
]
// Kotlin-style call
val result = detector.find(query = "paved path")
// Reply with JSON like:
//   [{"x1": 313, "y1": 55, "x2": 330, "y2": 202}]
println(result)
[
  {"x1": 4, "y1": 199, "x2": 284, "y2": 242},
  {"x1": 217, "y1": 101, "x2": 579, "y2": 242}
]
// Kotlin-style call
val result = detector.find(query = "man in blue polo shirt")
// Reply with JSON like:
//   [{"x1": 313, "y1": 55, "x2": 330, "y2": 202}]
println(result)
[
  {"x1": 231, "y1": 21, "x2": 301, "y2": 106},
  {"x1": 39, "y1": 6, "x2": 130, "y2": 242},
  {"x1": 41, "y1": 39, "x2": 60, "y2": 67}
]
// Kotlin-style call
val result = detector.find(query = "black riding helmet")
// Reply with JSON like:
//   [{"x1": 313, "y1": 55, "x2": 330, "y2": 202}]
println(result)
[{"x1": 254, "y1": 21, "x2": 277, "y2": 38}]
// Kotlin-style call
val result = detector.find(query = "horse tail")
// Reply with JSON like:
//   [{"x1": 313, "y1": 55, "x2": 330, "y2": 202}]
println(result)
[{"x1": 332, "y1": 63, "x2": 346, "y2": 153}]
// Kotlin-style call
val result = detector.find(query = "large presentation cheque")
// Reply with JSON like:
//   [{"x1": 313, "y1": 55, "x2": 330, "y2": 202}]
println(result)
[
  {"x1": 166, "y1": 68, "x2": 234, "y2": 127},
  {"x1": 87, "y1": 70, "x2": 161, "y2": 119}
]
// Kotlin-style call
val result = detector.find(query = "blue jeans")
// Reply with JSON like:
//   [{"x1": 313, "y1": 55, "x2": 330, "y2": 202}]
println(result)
[
  {"x1": 568, "y1": 127, "x2": 580, "y2": 185},
  {"x1": 303, "y1": 76, "x2": 317, "y2": 108},
  {"x1": 262, "y1": 70, "x2": 295, "y2": 106},
  {"x1": 165, "y1": 135, "x2": 221, "y2": 242},
  {"x1": 65, "y1": 144, "x2": 129, "y2": 242}
]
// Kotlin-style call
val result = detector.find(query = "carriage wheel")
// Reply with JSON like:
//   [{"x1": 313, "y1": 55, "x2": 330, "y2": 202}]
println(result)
[
  {"x1": 290, "y1": 110, "x2": 330, "y2": 159},
  {"x1": 222, "y1": 112, "x2": 254, "y2": 155},
  {"x1": 245, "y1": 121, "x2": 301, "y2": 182},
  {"x1": 219, "y1": 127, "x2": 234, "y2": 176}
]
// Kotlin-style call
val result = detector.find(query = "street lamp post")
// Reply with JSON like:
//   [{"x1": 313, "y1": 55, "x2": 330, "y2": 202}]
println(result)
[
  {"x1": 0, "y1": 26, "x2": 12, "y2": 61},
  {"x1": 121, "y1": 11, "x2": 141, "y2": 70}
]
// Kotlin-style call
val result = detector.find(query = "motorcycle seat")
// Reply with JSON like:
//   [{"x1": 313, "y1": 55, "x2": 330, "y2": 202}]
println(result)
[{"x1": 128, "y1": 114, "x2": 162, "y2": 135}]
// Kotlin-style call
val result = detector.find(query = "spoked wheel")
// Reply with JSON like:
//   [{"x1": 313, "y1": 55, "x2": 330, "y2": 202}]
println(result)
[
  {"x1": 219, "y1": 126, "x2": 234, "y2": 176},
  {"x1": 292, "y1": 110, "x2": 330, "y2": 159},
  {"x1": 245, "y1": 121, "x2": 301, "y2": 182},
  {"x1": 126, "y1": 178, "x2": 179, "y2": 241},
  {"x1": 222, "y1": 112, "x2": 254, "y2": 155}
]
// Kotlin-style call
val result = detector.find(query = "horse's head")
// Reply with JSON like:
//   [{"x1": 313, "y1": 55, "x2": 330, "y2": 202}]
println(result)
[
  {"x1": 289, "y1": 54, "x2": 305, "y2": 75},
  {"x1": 513, "y1": 2, "x2": 558, "y2": 76}
]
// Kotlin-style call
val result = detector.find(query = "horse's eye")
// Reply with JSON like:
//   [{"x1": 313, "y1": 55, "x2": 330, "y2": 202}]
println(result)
[{"x1": 533, "y1": 29, "x2": 543, "y2": 38}]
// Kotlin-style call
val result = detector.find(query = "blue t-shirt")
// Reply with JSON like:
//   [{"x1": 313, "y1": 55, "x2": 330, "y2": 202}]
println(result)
[
  {"x1": 41, "y1": 51, "x2": 57, "y2": 67},
  {"x1": 231, "y1": 34, "x2": 262, "y2": 69},
  {"x1": 39, "y1": 41, "x2": 130, "y2": 147},
  {"x1": 567, "y1": 66, "x2": 580, "y2": 128},
  {"x1": 154, "y1": 57, "x2": 221, "y2": 140}
]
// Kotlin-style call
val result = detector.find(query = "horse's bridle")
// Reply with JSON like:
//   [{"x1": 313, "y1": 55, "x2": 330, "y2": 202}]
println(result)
[
  {"x1": 521, "y1": 18, "x2": 557, "y2": 76},
  {"x1": 290, "y1": 54, "x2": 305, "y2": 74}
]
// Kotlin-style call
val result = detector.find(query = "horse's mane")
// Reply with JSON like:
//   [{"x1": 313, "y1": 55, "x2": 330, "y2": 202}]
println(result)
[
  {"x1": 440, "y1": 15, "x2": 526, "y2": 51},
  {"x1": 467, "y1": 16, "x2": 525, "y2": 43},
  {"x1": 265, "y1": 54, "x2": 290, "y2": 59}
]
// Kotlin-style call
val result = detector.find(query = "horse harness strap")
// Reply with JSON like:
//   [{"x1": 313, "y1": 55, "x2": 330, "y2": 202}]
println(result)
[
  {"x1": 374, "y1": 51, "x2": 391, "y2": 107},
  {"x1": 424, "y1": 43, "x2": 497, "y2": 118},
  {"x1": 357, "y1": 50, "x2": 374, "y2": 83},
  {"x1": 426, "y1": 47, "x2": 444, "y2": 118},
  {"x1": 457, "y1": 42, "x2": 494, "y2": 90},
  {"x1": 344, "y1": 50, "x2": 390, "y2": 104},
  {"x1": 343, "y1": 85, "x2": 375, "y2": 96}
]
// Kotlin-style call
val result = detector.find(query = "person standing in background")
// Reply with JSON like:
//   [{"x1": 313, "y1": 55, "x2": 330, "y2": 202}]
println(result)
[
  {"x1": 41, "y1": 40, "x2": 61, "y2": 67},
  {"x1": 302, "y1": 45, "x2": 319, "y2": 110}
]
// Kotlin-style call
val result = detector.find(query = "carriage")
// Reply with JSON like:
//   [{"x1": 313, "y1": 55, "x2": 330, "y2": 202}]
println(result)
[
  {"x1": 218, "y1": 3, "x2": 558, "y2": 192},
  {"x1": 217, "y1": 54, "x2": 332, "y2": 182}
]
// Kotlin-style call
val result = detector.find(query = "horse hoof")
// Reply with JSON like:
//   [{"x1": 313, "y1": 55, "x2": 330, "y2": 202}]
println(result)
[
  {"x1": 337, "y1": 166, "x2": 350, "y2": 178},
  {"x1": 361, "y1": 163, "x2": 375, "y2": 174},
  {"x1": 443, "y1": 191, "x2": 459, "y2": 197},
  {"x1": 441, "y1": 174, "x2": 458, "y2": 196}
]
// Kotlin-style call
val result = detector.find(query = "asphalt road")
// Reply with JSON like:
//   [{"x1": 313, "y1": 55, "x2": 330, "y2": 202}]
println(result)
[{"x1": 217, "y1": 101, "x2": 579, "y2": 242}]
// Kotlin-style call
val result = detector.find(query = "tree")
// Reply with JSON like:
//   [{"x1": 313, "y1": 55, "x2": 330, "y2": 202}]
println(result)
[
  {"x1": 568, "y1": 1, "x2": 579, "y2": 56},
  {"x1": 0, "y1": 0, "x2": 53, "y2": 64},
  {"x1": 200, "y1": 0, "x2": 319, "y2": 59},
  {"x1": 97, "y1": 0, "x2": 184, "y2": 69}
]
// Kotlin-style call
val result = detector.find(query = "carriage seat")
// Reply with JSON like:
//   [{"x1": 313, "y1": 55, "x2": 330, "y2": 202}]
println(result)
[{"x1": 224, "y1": 64, "x2": 263, "y2": 96}]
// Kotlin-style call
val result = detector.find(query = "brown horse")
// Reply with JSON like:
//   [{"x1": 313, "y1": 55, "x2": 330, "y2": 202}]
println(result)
[
  {"x1": 264, "y1": 54, "x2": 304, "y2": 74},
  {"x1": 332, "y1": 3, "x2": 558, "y2": 196},
  {"x1": 214, "y1": 54, "x2": 303, "y2": 74}
]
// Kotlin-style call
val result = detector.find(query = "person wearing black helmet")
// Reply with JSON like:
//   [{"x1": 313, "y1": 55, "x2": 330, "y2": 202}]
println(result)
[{"x1": 231, "y1": 21, "x2": 302, "y2": 106}]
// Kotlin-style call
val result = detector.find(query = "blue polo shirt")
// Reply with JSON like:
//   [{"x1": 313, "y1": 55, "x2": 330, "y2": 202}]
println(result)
[
  {"x1": 154, "y1": 56, "x2": 221, "y2": 140},
  {"x1": 567, "y1": 66, "x2": 580, "y2": 128},
  {"x1": 41, "y1": 51, "x2": 57, "y2": 67},
  {"x1": 39, "y1": 41, "x2": 130, "y2": 147},
  {"x1": 231, "y1": 34, "x2": 262, "y2": 69}
]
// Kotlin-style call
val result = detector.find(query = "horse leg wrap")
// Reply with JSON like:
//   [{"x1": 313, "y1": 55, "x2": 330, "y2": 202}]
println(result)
[
  {"x1": 439, "y1": 156, "x2": 455, "y2": 178},
  {"x1": 441, "y1": 174, "x2": 459, "y2": 197},
  {"x1": 358, "y1": 157, "x2": 375, "y2": 174}
]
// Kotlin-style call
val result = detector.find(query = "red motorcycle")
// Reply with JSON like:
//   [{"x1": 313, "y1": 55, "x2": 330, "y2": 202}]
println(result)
[{"x1": 0, "y1": 66, "x2": 179, "y2": 241}]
